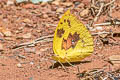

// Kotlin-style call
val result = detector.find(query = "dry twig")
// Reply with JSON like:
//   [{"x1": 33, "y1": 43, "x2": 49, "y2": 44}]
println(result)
[
  {"x1": 90, "y1": 0, "x2": 116, "y2": 27},
  {"x1": 92, "y1": 31, "x2": 110, "y2": 36},
  {"x1": 94, "y1": 19, "x2": 120, "y2": 26},
  {"x1": 12, "y1": 35, "x2": 53, "y2": 49}
]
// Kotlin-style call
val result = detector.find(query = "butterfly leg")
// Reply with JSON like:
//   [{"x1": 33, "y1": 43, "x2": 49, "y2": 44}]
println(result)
[
  {"x1": 57, "y1": 60, "x2": 67, "y2": 70},
  {"x1": 51, "y1": 62, "x2": 55, "y2": 69},
  {"x1": 65, "y1": 59, "x2": 74, "y2": 67},
  {"x1": 51, "y1": 60, "x2": 67, "y2": 70}
]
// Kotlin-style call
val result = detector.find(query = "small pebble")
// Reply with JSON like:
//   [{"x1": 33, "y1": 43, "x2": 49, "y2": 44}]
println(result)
[
  {"x1": 24, "y1": 47, "x2": 36, "y2": 53},
  {"x1": 23, "y1": 18, "x2": 31, "y2": 23},
  {"x1": 52, "y1": 0, "x2": 60, "y2": 5},
  {"x1": 3, "y1": 30, "x2": 12, "y2": 37},
  {"x1": 80, "y1": 8, "x2": 89, "y2": 17},
  {"x1": 0, "y1": 43, "x2": 3, "y2": 51},
  {"x1": 17, "y1": 63, "x2": 22, "y2": 68},
  {"x1": 43, "y1": 14, "x2": 48, "y2": 18},
  {"x1": 22, "y1": 33, "x2": 32, "y2": 39},
  {"x1": 30, "y1": 62, "x2": 34, "y2": 65},
  {"x1": 7, "y1": 0, "x2": 14, "y2": 6},
  {"x1": 74, "y1": 1, "x2": 80, "y2": 6},
  {"x1": 95, "y1": 26, "x2": 103, "y2": 30},
  {"x1": 77, "y1": 3, "x2": 85, "y2": 8},
  {"x1": 29, "y1": 77, "x2": 34, "y2": 80},
  {"x1": 37, "y1": 65, "x2": 41, "y2": 69},
  {"x1": 62, "y1": 2, "x2": 73, "y2": 7},
  {"x1": 56, "y1": 8, "x2": 64, "y2": 13}
]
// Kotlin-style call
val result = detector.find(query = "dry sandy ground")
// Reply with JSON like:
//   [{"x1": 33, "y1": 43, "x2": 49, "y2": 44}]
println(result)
[{"x1": 0, "y1": 0, "x2": 120, "y2": 80}]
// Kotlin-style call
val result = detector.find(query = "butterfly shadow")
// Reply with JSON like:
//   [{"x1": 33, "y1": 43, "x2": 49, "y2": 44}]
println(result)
[{"x1": 49, "y1": 60, "x2": 91, "y2": 69}]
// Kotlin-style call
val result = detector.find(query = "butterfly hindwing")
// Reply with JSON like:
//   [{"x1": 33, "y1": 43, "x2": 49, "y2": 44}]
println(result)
[{"x1": 53, "y1": 9, "x2": 94, "y2": 63}]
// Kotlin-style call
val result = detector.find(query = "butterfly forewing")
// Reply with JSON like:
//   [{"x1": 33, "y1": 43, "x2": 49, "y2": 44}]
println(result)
[{"x1": 53, "y1": 9, "x2": 94, "y2": 63}]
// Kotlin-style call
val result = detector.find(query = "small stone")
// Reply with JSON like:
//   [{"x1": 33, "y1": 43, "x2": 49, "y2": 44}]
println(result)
[
  {"x1": 95, "y1": 27, "x2": 103, "y2": 30},
  {"x1": 99, "y1": 33, "x2": 108, "y2": 38},
  {"x1": 0, "y1": 43, "x2": 3, "y2": 51},
  {"x1": 29, "y1": 77, "x2": 34, "y2": 80},
  {"x1": 52, "y1": 0, "x2": 60, "y2": 5},
  {"x1": 23, "y1": 4, "x2": 37, "y2": 9},
  {"x1": 30, "y1": 62, "x2": 34, "y2": 65},
  {"x1": 109, "y1": 55, "x2": 120, "y2": 64},
  {"x1": 56, "y1": 8, "x2": 64, "y2": 13},
  {"x1": 23, "y1": 18, "x2": 31, "y2": 23},
  {"x1": 3, "y1": 30, "x2": 12, "y2": 37},
  {"x1": 37, "y1": 65, "x2": 40, "y2": 69},
  {"x1": 74, "y1": 1, "x2": 80, "y2": 6},
  {"x1": 40, "y1": 48, "x2": 48, "y2": 52},
  {"x1": 22, "y1": 33, "x2": 32, "y2": 39},
  {"x1": 77, "y1": 3, "x2": 85, "y2": 8},
  {"x1": 80, "y1": 8, "x2": 89, "y2": 17},
  {"x1": 17, "y1": 63, "x2": 22, "y2": 68},
  {"x1": 62, "y1": 2, "x2": 73, "y2": 7},
  {"x1": 0, "y1": 32, "x2": 4, "y2": 36},
  {"x1": 43, "y1": 14, "x2": 48, "y2": 18},
  {"x1": 7, "y1": 0, "x2": 14, "y2": 6},
  {"x1": 24, "y1": 47, "x2": 36, "y2": 53},
  {"x1": 41, "y1": 2, "x2": 47, "y2": 6}
]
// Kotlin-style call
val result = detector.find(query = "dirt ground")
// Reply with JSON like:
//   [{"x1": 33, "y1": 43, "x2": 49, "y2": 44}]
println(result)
[{"x1": 0, "y1": 0, "x2": 120, "y2": 80}]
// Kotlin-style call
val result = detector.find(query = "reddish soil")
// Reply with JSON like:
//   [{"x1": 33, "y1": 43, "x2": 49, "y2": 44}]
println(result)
[{"x1": 0, "y1": 0, "x2": 120, "y2": 80}]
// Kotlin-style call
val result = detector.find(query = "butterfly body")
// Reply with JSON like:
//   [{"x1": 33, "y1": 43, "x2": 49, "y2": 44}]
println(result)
[{"x1": 53, "y1": 10, "x2": 93, "y2": 63}]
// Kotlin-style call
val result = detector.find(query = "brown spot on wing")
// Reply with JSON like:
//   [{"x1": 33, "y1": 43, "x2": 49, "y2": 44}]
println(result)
[
  {"x1": 57, "y1": 28, "x2": 65, "y2": 38},
  {"x1": 67, "y1": 19, "x2": 71, "y2": 27},
  {"x1": 64, "y1": 19, "x2": 66, "y2": 22},
  {"x1": 62, "y1": 32, "x2": 80, "y2": 50},
  {"x1": 71, "y1": 32, "x2": 80, "y2": 48},
  {"x1": 60, "y1": 22, "x2": 63, "y2": 24}
]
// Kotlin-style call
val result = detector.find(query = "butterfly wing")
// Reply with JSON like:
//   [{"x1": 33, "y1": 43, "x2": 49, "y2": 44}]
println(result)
[{"x1": 53, "y1": 10, "x2": 93, "y2": 63}]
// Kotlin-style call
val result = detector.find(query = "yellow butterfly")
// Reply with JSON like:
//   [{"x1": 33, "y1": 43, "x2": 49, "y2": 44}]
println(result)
[{"x1": 52, "y1": 9, "x2": 94, "y2": 63}]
